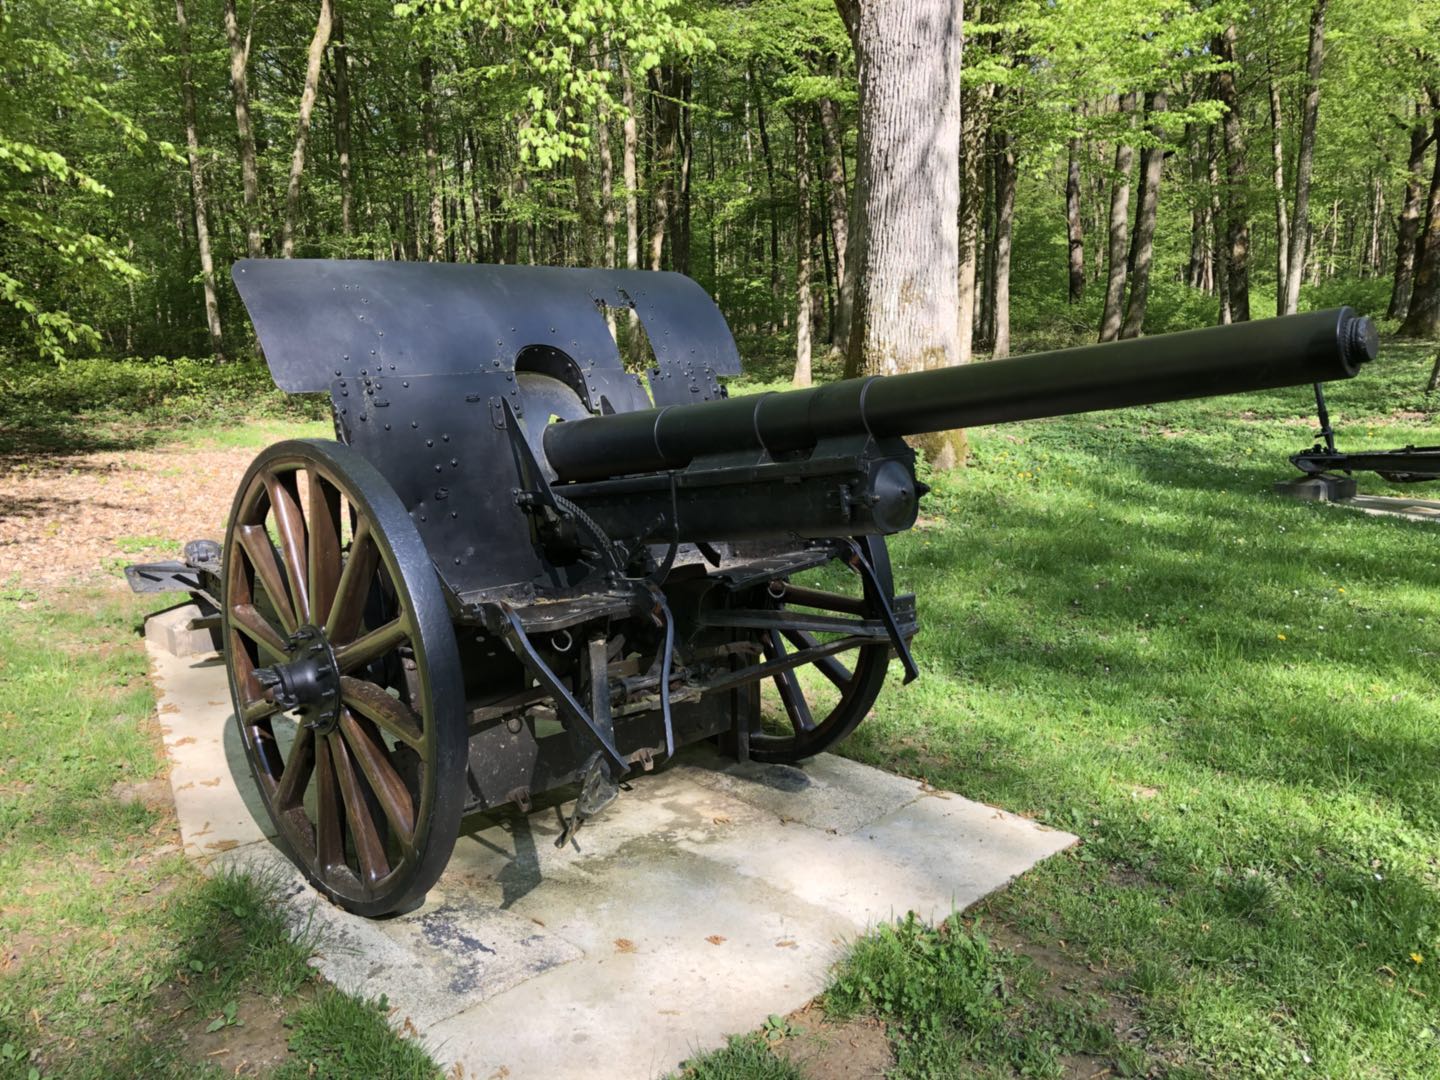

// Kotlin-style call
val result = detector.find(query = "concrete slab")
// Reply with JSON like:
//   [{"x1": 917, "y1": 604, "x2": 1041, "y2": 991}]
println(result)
[
  {"x1": 146, "y1": 631, "x2": 1077, "y2": 1080},
  {"x1": 1332, "y1": 492, "x2": 1440, "y2": 524}
]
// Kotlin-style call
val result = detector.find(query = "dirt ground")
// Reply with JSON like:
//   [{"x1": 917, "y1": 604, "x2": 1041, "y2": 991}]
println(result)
[{"x1": 1, "y1": 444, "x2": 254, "y2": 590}]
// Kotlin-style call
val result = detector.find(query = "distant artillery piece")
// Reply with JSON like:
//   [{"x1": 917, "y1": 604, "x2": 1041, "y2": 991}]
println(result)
[
  {"x1": 127, "y1": 260, "x2": 1376, "y2": 916},
  {"x1": 1287, "y1": 375, "x2": 1440, "y2": 499}
]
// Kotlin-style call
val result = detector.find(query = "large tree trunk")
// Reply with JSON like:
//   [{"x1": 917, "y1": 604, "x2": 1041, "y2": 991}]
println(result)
[
  {"x1": 1282, "y1": 0, "x2": 1327, "y2": 315},
  {"x1": 843, "y1": 0, "x2": 963, "y2": 467},
  {"x1": 818, "y1": 96, "x2": 850, "y2": 349},
  {"x1": 1121, "y1": 90, "x2": 1166, "y2": 338},
  {"x1": 222, "y1": 0, "x2": 262, "y2": 258},
  {"x1": 991, "y1": 128, "x2": 1015, "y2": 358},
  {"x1": 1215, "y1": 27, "x2": 1251, "y2": 321},
  {"x1": 1389, "y1": 104, "x2": 1434, "y2": 319},
  {"x1": 1400, "y1": 109, "x2": 1440, "y2": 338},
  {"x1": 1099, "y1": 92, "x2": 1136, "y2": 342},
  {"x1": 420, "y1": 56, "x2": 446, "y2": 261},
  {"x1": 175, "y1": 0, "x2": 225, "y2": 360},
  {"x1": 280, "y1": 0, "x2": 333, "y2": 258},
  {"x1": 1267, "y1": 68, "x2": 1289, "y2": 313},
  {"x1": 794, "y1": 115, "x2": 813, "y2": 387},
  {"x1": 1066, "y1": 134, "x2": 1085, "y2": 303}
]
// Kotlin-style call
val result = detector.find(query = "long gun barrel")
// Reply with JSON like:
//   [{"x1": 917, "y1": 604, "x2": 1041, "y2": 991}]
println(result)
[{"x1": 544, "y1": 307, "x2": 1377, "y2": 483}]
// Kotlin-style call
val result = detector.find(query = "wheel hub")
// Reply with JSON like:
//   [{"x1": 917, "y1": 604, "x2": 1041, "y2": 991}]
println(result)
[{"x1": 254, "y1": 624, "x2": 342, "y2": 734}]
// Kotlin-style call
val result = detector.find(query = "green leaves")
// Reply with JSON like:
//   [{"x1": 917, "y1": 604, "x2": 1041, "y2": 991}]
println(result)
[{"x1": 399, "y1": 0, "x2": 710, "y2": 168}]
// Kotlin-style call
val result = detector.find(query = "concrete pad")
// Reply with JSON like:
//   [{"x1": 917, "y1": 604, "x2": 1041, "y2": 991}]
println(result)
[
  {"x1": 145, "y1": 625, "x2": 1077, "y2": 1080},
  {"x1": 1332, "y1": 492, "x2": 1440, "y2": 524},
  {"x1": 145, "y1": 602, "x2": 222, "y2": 658},
  {"x1": 147, "y1": 642, "x2": 273, "y2": 859}
]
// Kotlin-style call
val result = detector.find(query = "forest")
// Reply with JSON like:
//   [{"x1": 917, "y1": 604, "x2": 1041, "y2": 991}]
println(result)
[{"x1": 2, "y1": 0, "x2": 1439, "y2": 382}]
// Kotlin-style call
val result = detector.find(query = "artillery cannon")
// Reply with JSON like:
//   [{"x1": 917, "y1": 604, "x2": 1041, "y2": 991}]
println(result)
[{"x1": 128, "y1": 260, "x2": 1377, "y2": 916}]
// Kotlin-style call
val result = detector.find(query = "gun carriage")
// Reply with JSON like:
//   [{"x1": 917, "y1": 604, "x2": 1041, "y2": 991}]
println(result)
[{"x1": 128, "y1": 261, "x2": 1376, "y2": 916}]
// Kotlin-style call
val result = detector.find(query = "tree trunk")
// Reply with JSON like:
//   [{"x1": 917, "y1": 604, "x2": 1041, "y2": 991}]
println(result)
[
  {"x1": 1099, "y1": 91, "x2": 1136, "y2": 342},
  {"x1": 794, "y1": 115, "x2": 813, "y2": 387},
  {"x1": 332, "y1": 1, "x2": 353, "y2": 240},
  {"x1": 754, "y1": 72, "x2": 781, "y2": 322},
  {"x1": 1066, "y1": 134, "x2": 1084, "y2": 303},
  {"x1": 1283, "y1": 0, "x2": 1327, "y2": 315},
  {"x1": 1209, "y1": 130, "x2": 1231, "y2": 323},
  {"x1": 1400, "y1": 110, "x2": 1440, "y2": 338},
  {"x1": 1389, "y1": 104, "x2": 1433, "y2": 319},
  {"x1": 1267, "y1": 68, "x2": 1289, "y2": 313},
  {"x1": 175, "y1": 0, "x2": 225, "y2": 360},
  {"x1": 620, "y1": 50, "x2": 640, "y2": 272},
  {"x1": 647, "y1": 67, "x2": 677, "y2": 272},
  {"x1": 956, "y1": 82, "x2": 988, "y2": 363},
  {"x1": 1215, "y1": 28, "x2": 1251, "y2": 321},
  {"x1": 818, "y1": 96, "x2": 851, "y2": 349},
  {"x1": 991, "y1": 129, "x2": 1015, "y2": 358},
  {"x1": 1185, "y1": 123, "x2": 1206, "y2": 288},
  {"x1": 1121, "y1": 89, "x2": 1166, "y2": 338},
  {"x1": 280, "y1": 0, "x2": 333, "y2": 258},
  {"x1": 674, "y1": 69, "x2": 693, "y2": 276},
  {"x1": 420, "y1": 55, "x2": 446, "y2": 261},
  {"x1": 222, "y1": 0, "x2": 262, "y2": 259},
  {"x1": 843, "y1": 0, "x2": 964, "y2": 467},
  {"x1": 594, "y1": 49, "x2": 617, "y2": 335}
]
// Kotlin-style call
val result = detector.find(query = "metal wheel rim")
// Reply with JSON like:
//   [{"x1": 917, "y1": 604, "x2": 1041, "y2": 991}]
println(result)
[
  {"x1": 746, "y1": 536, "x2": 893, "y2": 764},
  {"x1": 221, "y1": 439, "x2": 465, "y2": 916}
]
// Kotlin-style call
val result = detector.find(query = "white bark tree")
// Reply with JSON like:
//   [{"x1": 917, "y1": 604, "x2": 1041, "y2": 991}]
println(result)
[{"x1": 839, "y1": 0, "x2": 964, "y2": 467}]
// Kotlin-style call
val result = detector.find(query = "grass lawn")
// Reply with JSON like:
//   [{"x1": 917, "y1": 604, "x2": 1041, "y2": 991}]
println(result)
[
  {"x1": 686, "y1": 338, "x2": 1440, "y2": 1078},
  {"x1": 5, "y1": 338, "x2": 1439, "y2": 1078}
]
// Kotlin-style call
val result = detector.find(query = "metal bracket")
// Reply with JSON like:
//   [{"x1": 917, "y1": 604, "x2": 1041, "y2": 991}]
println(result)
[
  {"x1": 493, "y1": 603, "x2": 630, "y2": 777},
  {"x1": 843, "y1": 539, "x2": 920, "y2": 683}
]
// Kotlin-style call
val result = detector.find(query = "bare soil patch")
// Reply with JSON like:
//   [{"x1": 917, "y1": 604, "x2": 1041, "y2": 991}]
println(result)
[
  {"x1": 1, "y1": 445, "x2": 254, "y2": 590},
  {"x1": 774, "y1": 1003, "x2": 895, "y2": 1079}
]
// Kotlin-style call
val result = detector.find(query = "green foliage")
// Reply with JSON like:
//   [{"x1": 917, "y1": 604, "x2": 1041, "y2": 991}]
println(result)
[
  {"x1": 0, "y1": 0, "x2": 157, "y2": 361},
  {"x1": 0, "y1": 357, "x2": 326, "y2": 455},
  {"x1": 398, "y1": 0, "x2": 711, "y2": 167}
]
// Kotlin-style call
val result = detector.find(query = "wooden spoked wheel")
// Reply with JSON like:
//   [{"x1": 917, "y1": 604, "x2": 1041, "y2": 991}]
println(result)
[
  {"x1": 222, "y1": 439, "x2": 466, "y2": 916},
  {"x1": 748, "y1": 536, "x2": 894, "y2": 764}
]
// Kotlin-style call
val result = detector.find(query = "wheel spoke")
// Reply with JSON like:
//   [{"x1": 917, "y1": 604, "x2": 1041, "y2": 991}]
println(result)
[
  {"x1": 242, "y1": 696, "x2": 283, "y2": 724},
  {"x1": 782, "y1": 628, "x2": 853, "y2": 690},
  {"x1": 273, "y1": 726, "x2": 315, "y2": 810},
  {"x1": 228, "y1": 627, "x2": 266, "y2": 704},
  {"x1": 264, "y1": 472, "x2": 311, "y2": 625},
  {"x1": 328, "y1": 732, "x2": 389, "y2": 885},
  {"x1": 326, "y1": 521, "x2": 377, "y2": 645},
  {"x1": 762, "y1": 632, "x2": 815, "y2": 733},
  {"x1": 334, "y1": 618, "x2": 408, "y2": 674},
  {"x1": 314, "y1": 735, "x2": 344, "y2": 873},
  {"x1": 307, "y1": 470, "x2": 343, "y2": 627},
  {"x1": 236, "y1": 524, "x2": 297, "y2": 634},
  {"x1": 231, "y1": 602, "x2": 288, "y2": 661},
  {"x1": 340, "y1": 677, "x2": 424, "y2": 748},
  {"x1": 339, "y1": 709, "x2": 415, "y2": 848}
]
